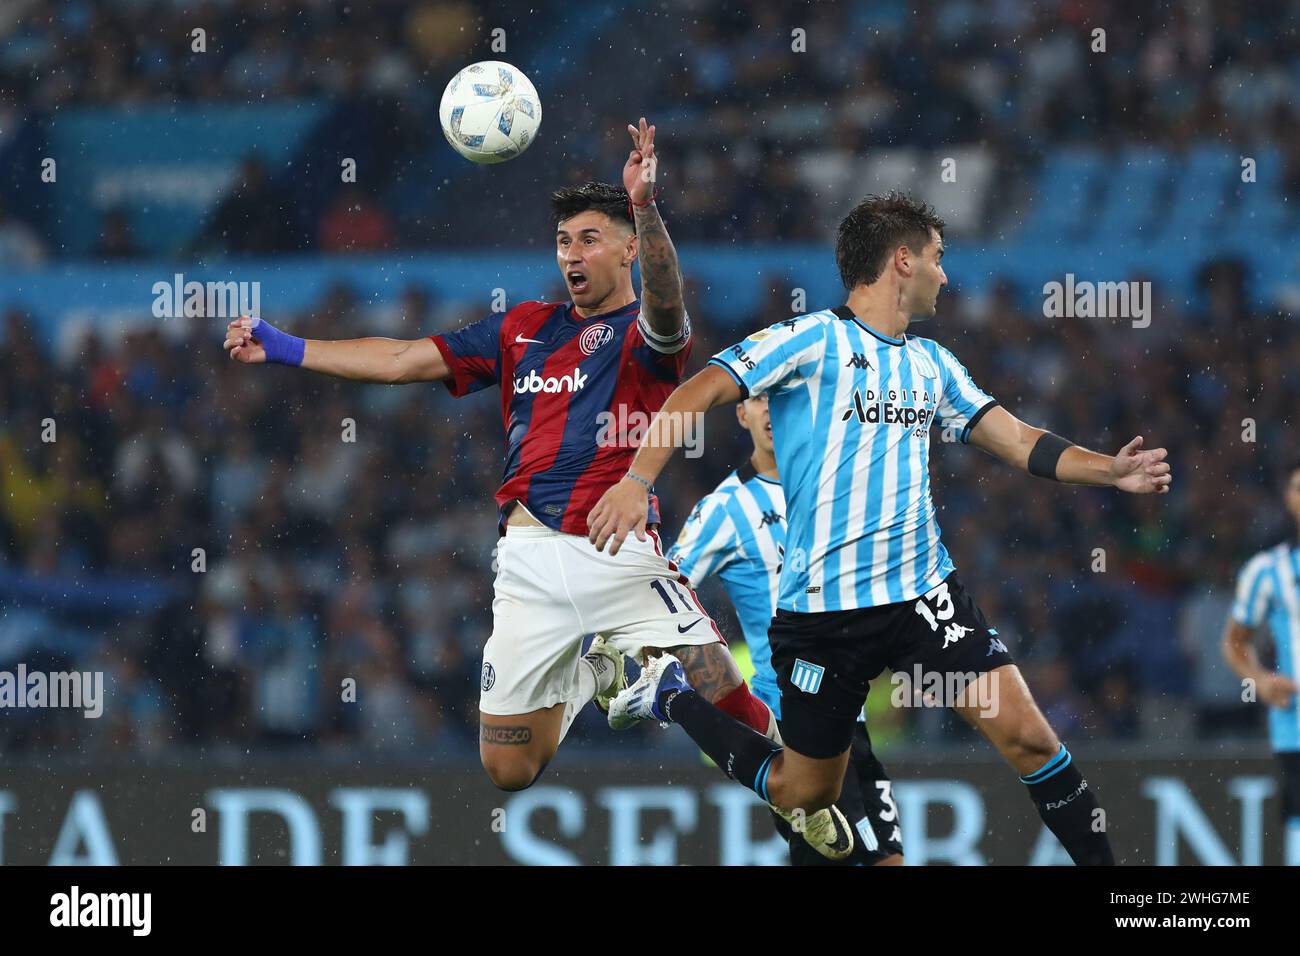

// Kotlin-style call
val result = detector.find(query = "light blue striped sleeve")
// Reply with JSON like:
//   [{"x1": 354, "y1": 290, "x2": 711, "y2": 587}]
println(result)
[
  {"x1": 667, "y1": 491, "x2": 740, "y2": 587},
  {"x1": 934, "y1": 343, "x2": 996, "y2": 443},
  {"x1": 1231, "y1": 553, "x2": 1274, "y2": 627},
  {"x1": 707, "y1": 319, "x2": 827, "y2": 398}
]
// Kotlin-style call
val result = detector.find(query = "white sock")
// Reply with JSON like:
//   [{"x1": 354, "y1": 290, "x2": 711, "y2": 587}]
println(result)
[{"x1": 557, "y1": 653, "x2": 615, "y2": 745}]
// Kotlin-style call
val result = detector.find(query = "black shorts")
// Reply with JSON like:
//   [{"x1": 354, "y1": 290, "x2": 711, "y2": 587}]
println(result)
[
  {"x1": 769, "y1": 721, "x2": 904, "y2": 866},
  {"x1": 1278, "y1": 752, "x2": 1300, "y2": 820},
  {"x1": 770, "y1": 571, "x2": 1014, "y2": 759}
]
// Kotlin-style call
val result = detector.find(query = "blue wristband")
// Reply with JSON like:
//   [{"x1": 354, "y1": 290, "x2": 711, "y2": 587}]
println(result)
[{"x1": 248, "y1": 316, "x2": 305, "y2": 367}]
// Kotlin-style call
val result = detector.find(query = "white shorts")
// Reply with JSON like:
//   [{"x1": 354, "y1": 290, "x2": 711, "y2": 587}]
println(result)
[{"x1": 479, "y1": 524, "x2": 723, "y2": 717}]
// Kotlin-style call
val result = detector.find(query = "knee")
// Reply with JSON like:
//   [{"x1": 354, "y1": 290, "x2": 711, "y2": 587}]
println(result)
[
  {"x1": 480, "y1": 751, "x2": 544, "y2": 792},
  {"x1": 1003, "y1": 725, "x2": 1061, "y2": 774},
  {"x1": 803, "y1": 779, "x2": 843, "y2": 813},
  {"x1": 773, "y1": 775, "x2": 842, "y2": 814}
]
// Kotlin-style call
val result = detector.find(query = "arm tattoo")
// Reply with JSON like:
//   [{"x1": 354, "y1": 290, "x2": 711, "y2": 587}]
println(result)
[
  {"x1": 633, "y1": 201, "x2": 686, "y2": 339},
  {"x1": 480, "y1": 725, "x2": 533, "y2": 746},
  {"x1": 670, "y1": 642, "x2": 742, "y2": 704}
]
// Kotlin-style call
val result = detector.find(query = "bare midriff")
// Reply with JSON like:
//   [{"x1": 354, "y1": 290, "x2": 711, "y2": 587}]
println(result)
[{"x1": 504, "y1": 500, "x2": 544, "y2": 527}]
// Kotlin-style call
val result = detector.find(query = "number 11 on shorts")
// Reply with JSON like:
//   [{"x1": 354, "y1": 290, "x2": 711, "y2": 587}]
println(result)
[{"x1": 650, "y1": 578, "x2": 694, "y2": 613}]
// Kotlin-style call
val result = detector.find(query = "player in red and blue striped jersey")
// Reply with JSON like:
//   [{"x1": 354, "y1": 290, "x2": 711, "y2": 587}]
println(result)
[
  {"x1": 430, "y1": 289, "x2": 685, "y2": 537},
  {"x1": 224, "y1": 118, "x2": 855, "y2": 859}
]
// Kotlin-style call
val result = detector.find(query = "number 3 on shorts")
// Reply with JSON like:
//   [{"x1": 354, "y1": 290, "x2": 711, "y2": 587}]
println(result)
[{"x1": 913, "y1": 581, "x2": 954, "y2": 631}]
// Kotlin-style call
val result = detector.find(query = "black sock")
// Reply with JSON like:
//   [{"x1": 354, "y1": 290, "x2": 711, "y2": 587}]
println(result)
[
  {"x1": 662, "y1": 689, "x2": 782, "y2": 799},
  {"x1": 1022, "y1": 745, "x2": 1115, "y2": 866}
]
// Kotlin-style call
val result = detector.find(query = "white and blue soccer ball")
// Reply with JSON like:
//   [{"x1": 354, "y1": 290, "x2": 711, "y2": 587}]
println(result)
[{"x1": 439, "y1": 60, "x2": 542, "y2": 164}]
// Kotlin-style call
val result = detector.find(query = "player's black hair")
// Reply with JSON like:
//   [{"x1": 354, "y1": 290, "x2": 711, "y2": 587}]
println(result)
[
  {"x1": 550, "y1": 182, "x2": 635, "y2": 232},
  {"x1": 835, "y1": 191, "x2": 946, "y2": 289}
]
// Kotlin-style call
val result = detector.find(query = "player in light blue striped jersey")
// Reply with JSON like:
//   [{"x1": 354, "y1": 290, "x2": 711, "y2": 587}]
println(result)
[
  {"x1": 592, "y1": 192, "x2": 1173, "y2": 866},
  {"x1": 1223, "y1": 460, "x2": 1300, "y2": 864},
  {"x1": 669, "y1": 392, "x2": 904, "y2": 865}
]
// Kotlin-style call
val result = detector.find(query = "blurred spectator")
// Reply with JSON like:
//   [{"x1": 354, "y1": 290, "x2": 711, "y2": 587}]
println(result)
[
  {"x1": 201, "y1": 155, "x2": 298, "y2": 254},
  {"x1": 0, "y1": 199, "x2": 46, "y2": 267},
  {"x1": 93, "y1": 209, "x2": 138, "y2": 260},
  {"x1": 318, "y1": 187, "x2": 396, "y2": 253}
]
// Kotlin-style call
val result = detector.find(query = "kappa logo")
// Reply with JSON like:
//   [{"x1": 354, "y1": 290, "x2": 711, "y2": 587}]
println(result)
[
  {"x1": 790, "y1": 659, "x2": 825, "y2": 694},
  {"x1": 942, "y1": 623, "x2": 973, "y2": 648},
  {"x1": 579, "y1": 322, "x2": 614, "y2": 355},
  {"x1": 513, "y1": 368, "x2": 589, "y2": 393},
  {"x1": 988, "y1": 636, "x2": 1009, "y2": 655},
  {"x1": 845, "y1": 352, "x2": 874, "y2": 370},
  {"x1": 758, "y1": 509, "x2": 782, "y2": 528}
]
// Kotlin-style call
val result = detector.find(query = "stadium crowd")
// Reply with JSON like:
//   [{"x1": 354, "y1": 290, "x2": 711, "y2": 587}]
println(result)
[
  {"x1": 1, "y1": 254, "x2": 1294, "y2": 755},
  {"x1": 1, "y1": 0, "x2": 1297, "y2": 757},
  {"x1": 2, "y1": 0, "x2": 1300, "y2": 260}
]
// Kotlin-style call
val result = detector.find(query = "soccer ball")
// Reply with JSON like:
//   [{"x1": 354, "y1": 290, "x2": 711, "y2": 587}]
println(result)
[{"x1": 439, "y1": 61, "x2": 542, "y2": 164}]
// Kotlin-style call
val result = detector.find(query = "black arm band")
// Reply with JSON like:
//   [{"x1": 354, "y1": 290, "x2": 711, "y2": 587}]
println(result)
[{"x1": 1027, "y1": 432, "x2": 1074, "y2": 480}]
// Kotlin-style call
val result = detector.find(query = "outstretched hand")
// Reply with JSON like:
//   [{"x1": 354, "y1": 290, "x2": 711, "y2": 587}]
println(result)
[
  {"x1": 623, "y1": 117, "x2": 657, "y2": 204},
  {"x1": 1110, "y1": 435, "x2": 1171, "y2": 494}
]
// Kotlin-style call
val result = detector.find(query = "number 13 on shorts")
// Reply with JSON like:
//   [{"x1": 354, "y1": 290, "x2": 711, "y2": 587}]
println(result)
[{"x1": 913, "y1": 580, "x2": 954, "y2": 631}]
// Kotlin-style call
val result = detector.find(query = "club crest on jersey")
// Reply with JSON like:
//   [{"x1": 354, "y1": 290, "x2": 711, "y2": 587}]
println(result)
[
  {"x1": 907, "y1": 343, "x2": 939, "y2": 379},
  {"x1": 579, "y1": 323, "x2": 614, "y2": 355},
  {"x1": 481, "y1": 662, "x2": 496, "y2": 692},
  {"x1": 790, "y1": 659, "x2": 825, "y2": 694}
]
